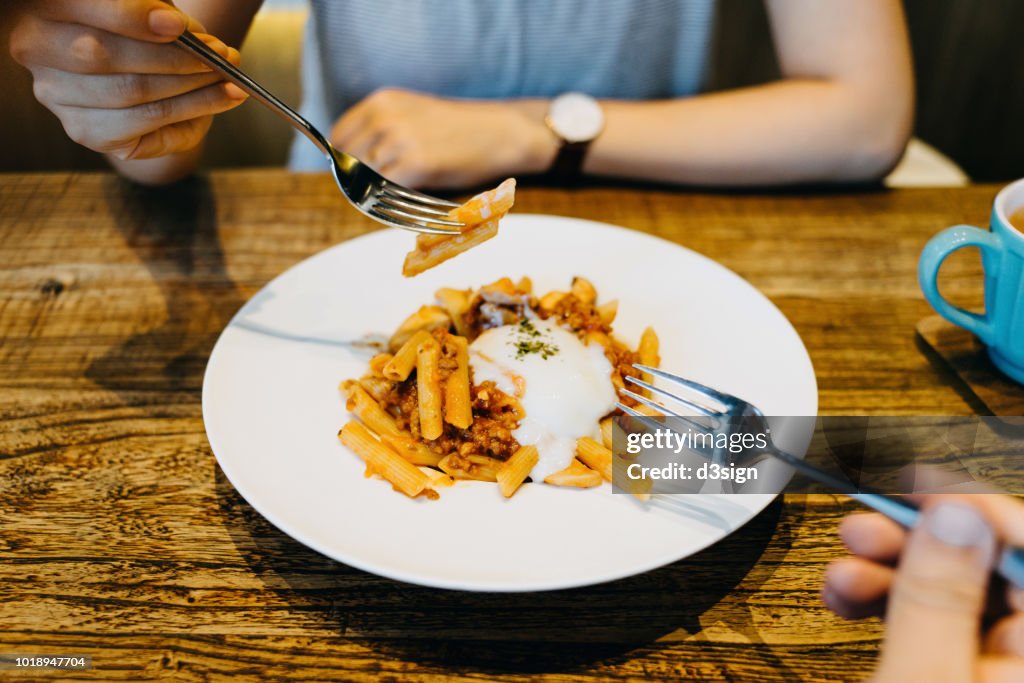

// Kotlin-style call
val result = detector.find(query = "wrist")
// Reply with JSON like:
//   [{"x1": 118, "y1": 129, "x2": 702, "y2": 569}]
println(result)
[
  {"x1": 506, "y1": 99, "x2": 560, "y2": 175},
  {"x1": 540, "y1": 93, "x2": 605, "y2": 182}
]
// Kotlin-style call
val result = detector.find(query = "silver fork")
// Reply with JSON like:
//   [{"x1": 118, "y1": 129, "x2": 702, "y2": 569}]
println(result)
[
  {"x1": 175, "y1": 31, "x2": 462, "y2": 235},
  {"x1": 618, "y1": 363, "x2": 1024, "y2": 588}
]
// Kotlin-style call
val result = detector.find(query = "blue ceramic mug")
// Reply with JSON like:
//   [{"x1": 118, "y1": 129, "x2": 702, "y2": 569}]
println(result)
[{"x1": 919, "y1": 178, "x2": 1024, "y2": 384}]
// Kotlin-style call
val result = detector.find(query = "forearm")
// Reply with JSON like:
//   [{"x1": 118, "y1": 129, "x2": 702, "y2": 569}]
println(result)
[{"x1": 584, "y1": 79, "x2": 912, "y2": 186}]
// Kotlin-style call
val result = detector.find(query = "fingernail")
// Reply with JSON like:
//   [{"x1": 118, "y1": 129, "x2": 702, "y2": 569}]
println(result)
[
  {"x1": 149, "y1": 8, "x2": 187, "y2": 37},
  {"x1": 224, "y1": 83, "x2": 247, "y2": 100},
  {"x1": 925, "y1": 502, "x2": 993, "y2": 548}
]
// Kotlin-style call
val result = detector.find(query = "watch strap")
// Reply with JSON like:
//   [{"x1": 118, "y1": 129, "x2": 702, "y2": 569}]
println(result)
[{"x1": 547, "y1": 140, "x2": 590, "y2": 185}]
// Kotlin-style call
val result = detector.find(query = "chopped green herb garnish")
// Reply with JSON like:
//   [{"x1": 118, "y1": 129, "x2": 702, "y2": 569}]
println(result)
[
  {"x1": 509, "y1": 319, "x2": 559, "y2": 359},
  {"x1": 518, "y1": 319, "x2": 541, "y2": 337},
  {"x1": 513, "y1": 340, "x2": 560, "y2": 360}
]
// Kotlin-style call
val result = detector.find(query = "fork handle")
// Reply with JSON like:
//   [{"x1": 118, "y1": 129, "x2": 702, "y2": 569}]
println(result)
[
  {"x1": 175, "y1": 31, "x2": 333, "y2": 158},
  {"x1": 848, "y1": 493, "x2": 1024, "y2": 589},
  {"x1": 763, "y1": 444, "x2": 1024, "y2": 587}
]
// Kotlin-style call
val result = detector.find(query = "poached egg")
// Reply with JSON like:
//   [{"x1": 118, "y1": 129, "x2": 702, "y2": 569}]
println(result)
[{"x1": 468, "y1": 319, "x2": 617, "y2": 482}]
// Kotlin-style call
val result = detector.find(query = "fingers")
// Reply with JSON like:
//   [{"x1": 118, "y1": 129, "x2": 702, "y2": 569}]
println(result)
[
  {"x1": 341, "y1": 127, "x2": 388, "y2": 166},
  {"x1": 874, "y1": 500, "x2": 998, "y2": 680},
  {"x1": 12, "y1": 7, "x2": 245, "y2": 162},
  {"x1": 823, "y1": 557, "x2": 892, "y2": 619},
  {"x1": 54, "y1": 82, "x2": 247, "y2": 157},
  {"x1": 31, "y1": 67, "x2": 225, "y2": 108},
  {"x1": 33, "y1": 0, "x2": 200, "y2": 42},
  {"x1": 13, "y1": 19, "x2": 236, "y2": 75},
  {"x1": 331, "y1": 103, "x2": 377, "y2": 156},
  {"x1": 843, "y1": 495, "x2": 1024, "y2": 564},
  {"x1": 839, "y1": 512, "x2": 906, "y2": 563},
  {"x1": 832, "y1": 509, "x2": 1020, "y2": 622},
  {"x1": 904, "y1": 494, "x2": 1024, "y2": 546},
  {"x1": 330, "y1": 88, "x2": 413, "y2": 153},
  {"x1": 986, "y1": 613, "x2": 1024, "y2": 658},
  {"x1": 128, "y1": 115, "x2": 214, "y2": 159},
  {"x1": 976, "y1": 494, "x2": 1024, "y2": 548}
]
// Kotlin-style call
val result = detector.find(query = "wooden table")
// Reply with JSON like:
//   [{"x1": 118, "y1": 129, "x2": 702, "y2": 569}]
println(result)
[{"x1": 0, "y1": 171, "x2": 997, "y2": 682}]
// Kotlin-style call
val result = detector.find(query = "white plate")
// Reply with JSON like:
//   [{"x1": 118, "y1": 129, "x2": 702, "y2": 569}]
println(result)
[{"x1": 202, "y1": 215, "x2": 817, "y2": 592}]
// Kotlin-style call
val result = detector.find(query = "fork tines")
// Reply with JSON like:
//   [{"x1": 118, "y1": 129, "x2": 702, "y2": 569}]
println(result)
[
  {"x1": 617, "y1": 364, "x2": 737, "y2": 434},
  {"x1": 381, "y1": 182, "x2": 460, "y2": 209},
  {"x1": 368, "y1": 183, "x2": 465, "y2": 235},
  {"x1": 631, "y1": 364, "x2": 736, "y2": 409}
]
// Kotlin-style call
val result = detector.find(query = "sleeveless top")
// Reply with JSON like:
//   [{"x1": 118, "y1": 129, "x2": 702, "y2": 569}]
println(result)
[{"x1": 289, "y1": 0, "x2": 717, "y2": 170}]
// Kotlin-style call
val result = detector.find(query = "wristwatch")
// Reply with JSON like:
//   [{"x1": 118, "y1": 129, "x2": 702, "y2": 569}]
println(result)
[{"x1": 544, "y1": 92, "x2": 605, "y2": 182}]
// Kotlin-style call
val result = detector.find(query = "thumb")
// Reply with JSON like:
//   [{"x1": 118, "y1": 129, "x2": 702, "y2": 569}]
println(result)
[{"x1": 875, "y1": 500, "x2": 997, "y2": 681}]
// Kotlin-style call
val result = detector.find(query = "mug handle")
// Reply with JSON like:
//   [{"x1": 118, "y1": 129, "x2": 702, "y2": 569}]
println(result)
[{"x1": 918, "y1": 225, "x2": 1003, "y2": 345}]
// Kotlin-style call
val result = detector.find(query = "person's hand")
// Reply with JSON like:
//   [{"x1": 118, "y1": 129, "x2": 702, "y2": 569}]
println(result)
[
  {"x1": 9, "y1": 0, "x2": 248, "y2": 161},
  {"x1": 824, "y1": 496, "x2": 1024, "y2": 681},
  {"x1": 330, "y1": 88, "x2": 559, "y2": 190}
]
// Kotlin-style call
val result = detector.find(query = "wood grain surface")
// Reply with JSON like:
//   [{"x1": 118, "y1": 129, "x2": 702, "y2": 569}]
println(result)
[
  {"x1": 917, "y1": 315, "x2": 1024, "y2": 416},
  {"x1": 0, "y1": 172, "x2": 1004, "y2": 682}
]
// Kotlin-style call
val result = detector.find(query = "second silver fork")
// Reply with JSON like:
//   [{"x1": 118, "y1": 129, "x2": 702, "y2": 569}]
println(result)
[{"x1": 617, "y1": 363, "x2": 1024, "y2": 588}]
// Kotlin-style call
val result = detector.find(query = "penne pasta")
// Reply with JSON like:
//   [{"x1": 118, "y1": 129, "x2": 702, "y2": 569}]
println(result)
[
  {"x1": 383, "y1": 330, "x2": 432, "y2": 382},
  {"x1": 611, "y1": 449, "x2": 653, "y2": 500},
  {"x1": 340, "y1": 275, "x2": 661, "y2": 501},
  {"x1": 357, "y1": 376, "x2": 391, "y2": 403},
  {"x1": 344, "y1": 383, "x2": 402, "y2": 438},
  {"x1": 444, "y1": 335, "x2": 473, "y2": 429},
  {"x1": 344, "y1": 371, "x2": 444, "y2": 466},
  {"x1": 388, "y1": 306, "x2": 450, "y2": 352},
  {"x1": 368, "y1": 352, "x2": 393, "y2": 377},
  {"x1": 449, "y1": 178, "x2": 516, "y2": 227},
  {"x1": 413, "y1": 231, "x2": 450, "y2": 251},
  {"x1": 403, "y1": 220, "x2": 500, "y2": 277},
  {"x1": 611, "y1": 370, "x2": 627, "y2": 394},
  {"x1": 416, "y1": 336, "x2": 444, "y2": 440},
  {"x1": 544, "y1": 458, "x2": 603, "y2": 488},
  {"x1": 401, "y1": 180, "x2": 516, "y2": 278},
  {"x1": 576, "y1": 437, "x2": 613, "y2": 482},
  {"x1": 571, "y1": 276, "x2": 597, "y2": 305},
  {"x1": 595, "y1": 299, "x2": 618, "y2": 326},
  {"x1": 381, "y1": 433, "x2": 444, "y2": 467},
  {"x1": 438, "y1": 454, "x2": 503, "y2": 482},
  {"x1": 638, "y1": 327, "x2": 660, "y2": 386},
  {"x1": 585, "y1": 330, "x2": 612, "y2": 351},
  {"x1": 496, "y1": 445, "x2": 539, "y2": 497},
  {"x1": 600, "y1": 417, "x2": 614, "y2": 450},
  {"x1": 338, "y1": 421, "x2": 430, "y2": 498},
  {"x1": 478, "y1": 277, "x2": 524, "y2": 305},
  {"x1": 538, "y1": 290, "x2": 567, "y2": 311},
  {"x1": 435, "y1": 287, "x2": 472, "y2": 338},
  {"x1": 420, "y1": 466, "x2": 454, "y2": 489}
]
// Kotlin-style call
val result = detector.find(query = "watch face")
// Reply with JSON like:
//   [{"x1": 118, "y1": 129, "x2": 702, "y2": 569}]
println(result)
[{"x1": 548, "y1": 92, "x2": 605, "y2": 143}]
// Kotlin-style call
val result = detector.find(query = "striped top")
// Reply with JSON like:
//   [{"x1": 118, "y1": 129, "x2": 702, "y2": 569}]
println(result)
[{"x1": 290, "y1": 0, "x2": 718, "y2": 170}]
